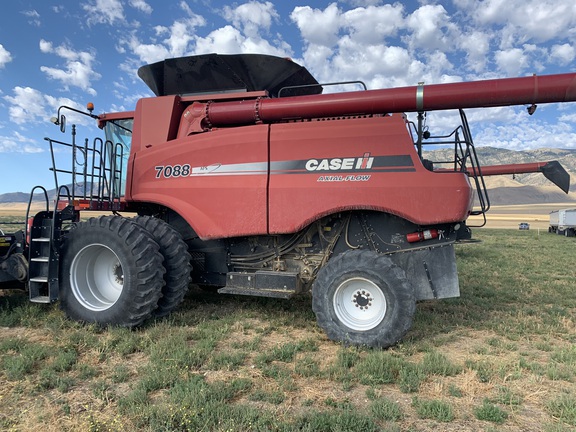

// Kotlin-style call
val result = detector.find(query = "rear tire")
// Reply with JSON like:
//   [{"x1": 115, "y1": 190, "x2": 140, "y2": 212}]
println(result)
[
  {"x1": 133, "y1": 216, "x2": 192, "y2": 317},
  {"x1": 312, "y1": 249, "x2": 415, "y2": 348},
  {"x1": 59, "y1": 216, "x2": 165, "y2": 327}
]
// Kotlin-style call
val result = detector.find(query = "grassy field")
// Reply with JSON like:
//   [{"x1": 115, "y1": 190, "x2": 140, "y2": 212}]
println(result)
[{"x1": 1, "y1": 229, "x2": 575, "y2": 431}]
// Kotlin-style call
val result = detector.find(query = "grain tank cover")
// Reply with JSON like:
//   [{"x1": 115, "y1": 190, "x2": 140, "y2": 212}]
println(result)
[{"x1": 137, "y1": 53, "x2": 322, "y2": 98}]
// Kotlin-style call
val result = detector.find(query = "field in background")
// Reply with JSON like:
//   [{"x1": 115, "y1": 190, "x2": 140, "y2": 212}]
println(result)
[
  {"x1": 468, "y1": 203, "x2": 573, "y2": 230},
  {"x1": 1, "y1": 227, "x2": 575, "y2": 431},
  {"x1": 2, "y1": 202, "x2": 575, "y2": 233}
]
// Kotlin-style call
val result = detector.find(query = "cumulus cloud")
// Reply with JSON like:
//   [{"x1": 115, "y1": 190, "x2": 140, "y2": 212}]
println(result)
[
  {"x1": 550, "y1": 43, "x2": 575, "y2": 66},
  {"x1": 121, "y1": 2, "x2": 206, "y2": 64},
  {"x1": 458, "y1": 31, "x2": 491, "y2": 73},
  {"x1": 341, "y1": 4, "x2": 404, "y2": 45},
  {"x1": 477, "y1": 118, "x2": 576, "y2": 150},
  {"x1": 290, "y1": 3, "x2": 464, "y2": 88},
  {"x1": 128, "y1": 0, "x2": 152, "y2": 14},
  {"x1": 222, "y1": 1, "x2": 278, "y2": 38},
  {"x1": 0, "y1": 131, "x2": 44, "y2": 154},
  {"x1": 3, "y1": 86, "x2": 90, "y2": 127},
  {"x1": 291, "y1": 3, "x2": 341, "y2": 47},
  {"x1": 405, "y1": 5, "x2": 457, "y2": 51},
  {"x1": 83, "y1": 0, "x2": 125, "y2": 26},
  {"x1": 122, "y1": 1, "x2": 293, "y2": 68},
  {"x1": 39, "y1": 39, "x2": 101, "y2": 96},
  {"x1": 0, "y1": 44, "x2": 12, "y2": 69},
  {"x1": 194, "y1": 26, "x2": 290, "y2": 57},
  {"x1": 494, "y1": 48, "x2": 528, "y2": 75},
  {"x1": 469, "y1": 0, "x2": 576, "y2": 44}
]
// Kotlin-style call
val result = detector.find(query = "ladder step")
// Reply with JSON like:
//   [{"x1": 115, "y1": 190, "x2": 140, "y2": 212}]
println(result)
[
  {"x1": 30, "y1": 296, "x2": 51, "y2": 304},
  {"x1": 29, "y1": 276, "x2": 49, "y2": 283},
  {"x1": 31, "y1": 257, "x2": 50, "y2": 262}
]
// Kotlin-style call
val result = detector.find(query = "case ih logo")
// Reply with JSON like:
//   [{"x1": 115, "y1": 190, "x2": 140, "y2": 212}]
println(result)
[{"x1": 305, "y1": 153, "x2": 374, "y2": 172}]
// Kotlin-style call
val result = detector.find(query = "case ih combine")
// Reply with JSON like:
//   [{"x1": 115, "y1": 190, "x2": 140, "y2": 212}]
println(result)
[{"x1": 1, "y1": 54, "x2": 574, "y2": 347}]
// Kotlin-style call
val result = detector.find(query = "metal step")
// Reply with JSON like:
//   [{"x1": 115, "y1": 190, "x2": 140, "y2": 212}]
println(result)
[
  {"x1": 29, "y1": 276, "x2": 49, "y2": 283},
  {"x1": 220, "y1": 270, "x2": 302, "y2": 299},
  {"x1": 30, "y1": 296, "x2": 51, "y2": 304},
  {"x1": 218, "y1": 286, "x2": 295, "y2": 299},
  {"x1": 31, "y1": 257, "x2": 50, "y2": 262}
]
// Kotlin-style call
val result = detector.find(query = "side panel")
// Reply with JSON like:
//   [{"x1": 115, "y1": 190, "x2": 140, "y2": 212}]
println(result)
[
  {"x1": 268, "y1": 115, "x2": 473, "y2": 234},
  {"x1": 129, "y1": 125, "x2": 269, "y2": 239}
]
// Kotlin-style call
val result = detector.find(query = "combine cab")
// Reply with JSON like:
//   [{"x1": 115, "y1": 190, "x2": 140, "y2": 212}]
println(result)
[{"x1": 1, "y1": 53, "x2": 573, "y2": 347}]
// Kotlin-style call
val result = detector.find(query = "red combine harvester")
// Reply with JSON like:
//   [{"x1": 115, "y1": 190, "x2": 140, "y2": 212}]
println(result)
[{"x1": 0, "y1": 54, "x2": 574, "y2": 347}]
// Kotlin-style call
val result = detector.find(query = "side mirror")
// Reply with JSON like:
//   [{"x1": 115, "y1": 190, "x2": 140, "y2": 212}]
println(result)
[{"x1": 59, "y1": 114, "x2": 66, "y2": 133}]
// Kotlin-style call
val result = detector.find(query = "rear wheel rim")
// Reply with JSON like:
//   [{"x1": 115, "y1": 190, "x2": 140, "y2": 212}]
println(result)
[
  {"x1": 333, "y1": 277, "x2": 386, "y2": 331},
  {"x1": 70, "y1": 244, "x2": 124, "y2": 311}
]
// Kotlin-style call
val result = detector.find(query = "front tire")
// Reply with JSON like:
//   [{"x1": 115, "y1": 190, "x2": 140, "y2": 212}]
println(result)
[
  {"x1": 133, "y1": 216, "x2": 192, "y2": 317},
  {"x1": 312, "y1": 250, "x2": 415, "y2": 348},
  {"x1": 59, "y1": 216, "x2": 165, "y2": 327}
]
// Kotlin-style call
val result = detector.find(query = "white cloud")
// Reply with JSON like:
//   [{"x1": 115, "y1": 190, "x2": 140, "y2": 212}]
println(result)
[
  {"x1": 0, "y1": 44, "x2": 12, "y2": 69},
  {"x1": 22, "y1": 9, "x2": 41, "y2": 26},
  {"x1": 341, "y1": 4, "x2": 404, "y2": 45},
  {"x1": 470, "y1": 0, "x2": 576, "y2": 44},
  {"x1": 123, "y1": 1, "x2": 291, "y2": 67},
  {"x1": 83, "y1": 0, "x2": 125, "y2": 26},
  {"x1": 458, "y1": 31, "x2": 491, "y2": 73},
  {"x1": 478, "y1": 118, "x2": 576, "y2": 150},
  {"x1": 405, "y1": 5, "x2": 457, "y2": 51},
  {"x1": 3, "y1": 87, "x2": 46, "y2": 124},
  {"x1": 194, "y1": 26, "x2": 290, "y2": 57},
  {"x1": 128, "y1": 0, "x2": 152, "y2": 14},
  {"x1": 291, "y1": 3, "x2": 342, "y2": 47},
  {"x1": 550, "y1": 43, "x2": 575, "y2": 66},
  {"x1": 39, "y1": 40, "x2": 101, "y2": 96},
  {"x1": 122, "y1": 3, "x2": 206, "y2": 64},
  {"x1": 222, "y1": 1, "x2": 278, "y2": 38},
  {"x1": 0, "y1": 131, "x2": 44, "y2": 154},
  {"x1": 494, "y1": 48, "x2": 528, "y2": 76},
  {"x1": 3, "y1": 86, "x2": 91, "y2": 128}
]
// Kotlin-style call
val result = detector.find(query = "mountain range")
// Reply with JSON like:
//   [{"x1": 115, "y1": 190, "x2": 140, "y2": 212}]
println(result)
[{"x1": 1, "y1": 147, "x2": 575, "y2": 206}]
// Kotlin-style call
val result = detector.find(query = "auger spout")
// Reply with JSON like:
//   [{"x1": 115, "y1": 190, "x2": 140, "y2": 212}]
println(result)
[{"x1": 205, "y1": 73, "x2": 576, "y2": 127}]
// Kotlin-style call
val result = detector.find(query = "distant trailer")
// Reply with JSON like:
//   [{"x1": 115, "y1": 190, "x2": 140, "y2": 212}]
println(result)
[{"x1": 549, "y1": 209, "x2": 576, "y2": 237}]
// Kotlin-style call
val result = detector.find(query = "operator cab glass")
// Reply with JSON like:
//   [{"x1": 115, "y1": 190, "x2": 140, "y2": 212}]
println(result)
[{"x1": 104, "y1": 118, "x2": 133, "y2": 197}]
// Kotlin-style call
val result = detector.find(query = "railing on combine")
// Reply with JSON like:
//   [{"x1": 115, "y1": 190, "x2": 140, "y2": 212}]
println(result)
[
  {"x1": 45, "y1": 124, "x2": 125, "y2": 211},
  {"x1": 412, "y1": 109, "x2": 490, "y2": 227}
]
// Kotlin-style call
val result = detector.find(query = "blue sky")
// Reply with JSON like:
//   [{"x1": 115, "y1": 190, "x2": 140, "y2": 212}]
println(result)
[{"x1": 0, "y1": 0, "x2": 575, "y2": 194}]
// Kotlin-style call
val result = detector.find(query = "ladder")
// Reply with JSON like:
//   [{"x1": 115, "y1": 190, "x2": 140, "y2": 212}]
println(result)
[{"x1": 25, "y1": 186, "x2": 77, "y2": 303}]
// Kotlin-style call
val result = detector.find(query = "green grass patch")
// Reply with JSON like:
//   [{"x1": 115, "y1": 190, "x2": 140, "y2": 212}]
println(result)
[
  {"x1": 474, "y1": 400, "x2": 509, "y2": 424},
  {"x1": 412, "y1": 397, "x2": 455, "y2": 422},
  {"x1": 547, "y1": 393, "x2": 576, "y2": 426}
]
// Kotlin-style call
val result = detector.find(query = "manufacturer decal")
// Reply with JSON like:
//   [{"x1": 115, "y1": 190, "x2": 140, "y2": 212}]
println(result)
[
  {"x1": 317, "y1": 175, "x2": 371, "y2": 182},
  {"x1": 153, "y1": 152, "x2": 414, "y2": 180},
  {"x1": 305, "y1": 153, "x2": 374, "y2": 172}
]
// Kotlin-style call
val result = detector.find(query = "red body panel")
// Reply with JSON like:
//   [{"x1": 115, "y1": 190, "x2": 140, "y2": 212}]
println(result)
[
  {"x1": 269, "y1": 115, "x2": 473, "y2": 233},
  {"x1": 129, "y1": 125, "x2": 269, "y2": 239},
  {"x1": 131, "y1": 96, "x2": 184, "y2": 152},
  {"x1": 128, "y1": 101, "x2": 473, "y2": 239}
]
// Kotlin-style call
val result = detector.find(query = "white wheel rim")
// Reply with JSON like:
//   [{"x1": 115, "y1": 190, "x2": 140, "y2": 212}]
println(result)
[
  {"x1": 70, "y1": 244, "x2": 124, "y2": 311},
  {"x1": 333, "y1": 277, "x2": 387, "y2": 331}
]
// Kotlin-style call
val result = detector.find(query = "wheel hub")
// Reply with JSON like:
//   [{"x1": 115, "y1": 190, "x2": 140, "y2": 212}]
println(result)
[
  {"x1": 333, "y1": 277, "x2": 387, "y2": 331},
  {"x1": 113, "y1": 263, "x2": 124, "y2": 285},
  {"x1": 353, "y1": 290, "x2": 373, "y2": 310}
]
